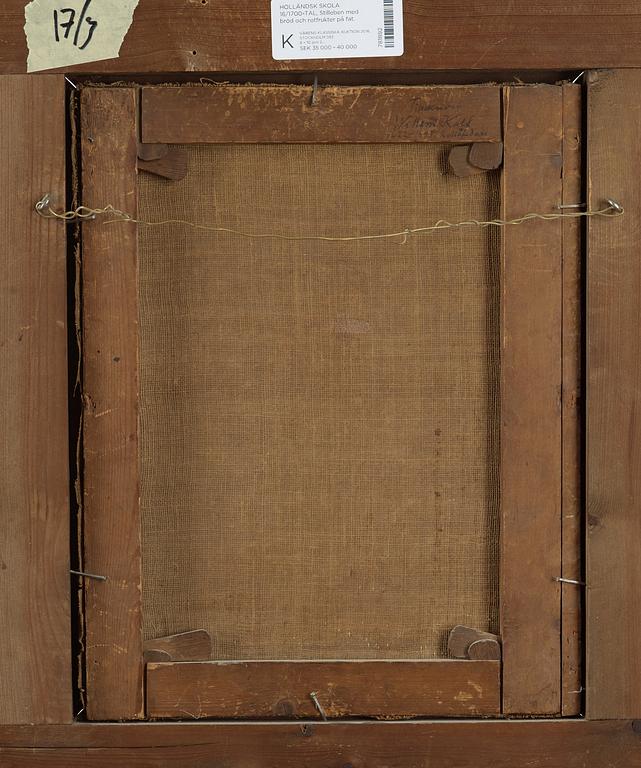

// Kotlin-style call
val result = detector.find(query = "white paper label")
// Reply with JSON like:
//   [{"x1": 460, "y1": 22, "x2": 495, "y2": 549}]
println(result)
[
  {"x1": 271, "y1": 0, "x2": 404, "y2": 60},
  {"x1": 25, "y1": 0, "x2": 139, "y2": 73}
]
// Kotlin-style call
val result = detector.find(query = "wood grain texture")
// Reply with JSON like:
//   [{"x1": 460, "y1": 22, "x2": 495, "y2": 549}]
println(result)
[
  {"x1": 467, "y1": 639, "x2": 502, "y2": 660},
  {"x1": 448, "y1": 626, "x2": 501, "y2": 660},
  {"x1": 141, "y1": 85, "x2": 502, "y2": 144},
  {"x1": 0, "y1": 721, "x2": 640, "y2": 767},
  {"x1": 469, "y1": 141, "x2": 504, "y2": 170},
  {"x1": 137, "y1": 143, "x2": 168, "y2": 162},
  {"x1": 81, "y1": 88, "x2": 144, "y2": 721},
  {"x1": 500, "y1": 85, "x2": 563, "y2": 715},
  {"x1": 143, "y1": 631, "x2": 212, "y2": 662},
  {"x1": 561, "y1": 83, "x2": 583, "y2": 717},
  {"x1": 146, "y1": 661, "x2": 501, "y2": 719},
  {"x1": 448, "y1": 145, "x2": 488, "y2": 178},
  {"x1": 137, "y1": 148, "x2": 188, "y2": 181},
  {"x1": 0, "y1": 75, "x2": 71, "y2": 725},
  {"x1": 4, "y1": 1, "x2": 641, "y2": 73},
  {"x1": 586, "y1": 68, "x2": 641, "y2": 720}
]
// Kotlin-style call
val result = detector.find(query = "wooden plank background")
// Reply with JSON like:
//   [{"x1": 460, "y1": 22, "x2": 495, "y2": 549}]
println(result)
[
  {"x1": 0, "y1": 721, "x2": 639, "y2": 767},
  {"x1": 2, "y1": 1, "x2": 641, "y2": 73},
  {"x1": 81, "y1": 88, "x2": 144, "y2": 721},
  {"x1": 141, "y1": 84, "x2": 502, "y2": 144},
  {"x1": 146, "y1": 661, "x2": 501, "y2": 719},
  {"x1": 500, "y1": 85, "x2": 563, "y2": 716},
  {"x1": 0, "y1": 75, "x2": 71, "y2": 724},
  {"x1": 587, "y1": 68, "x2": 641, "y2": 719}
]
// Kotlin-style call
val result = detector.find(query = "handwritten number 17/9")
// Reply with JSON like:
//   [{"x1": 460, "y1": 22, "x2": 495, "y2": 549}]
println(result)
[{"x1": 53, "y1": 0, "x2": 98, "y2": 51}]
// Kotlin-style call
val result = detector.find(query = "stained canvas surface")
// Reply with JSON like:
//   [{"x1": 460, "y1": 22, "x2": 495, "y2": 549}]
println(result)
[{"x1": 138, "y1": 143, "x2": 500, "y2": 659}]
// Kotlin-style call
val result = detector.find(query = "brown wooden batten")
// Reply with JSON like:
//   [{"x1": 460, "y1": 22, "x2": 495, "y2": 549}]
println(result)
[
  {"x1": 81, "y1": 87, "x2": 144, "y2": 721},
  {"x1": 146, "y1": 660, "x2": 501, "y2": 719},
  {"x1": 500, "y1": 85, "x2": 563, "y2": 716},
  {"x1": 141, "y1": 85, "x2": 502, "y2": 145}
]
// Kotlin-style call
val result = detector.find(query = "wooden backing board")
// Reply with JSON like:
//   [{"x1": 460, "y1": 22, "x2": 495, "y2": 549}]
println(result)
[
  {"x1": 500, "y1": 85, "x2": 563, "y2": 715},
  {"x1": 560, "y1": 83, "x2": 583, "y2": 717},
  {"x1": 0, "y1": 75, "x2": 72, "y2": 724},
  {"x1": 4, "y1": 2, "x2": 641, "y2": 73},
  {"x1": 141, "y1": 85, "x2": 502, "y2": 144},
  {"x1": 1, "y1": 721, "x2": 640, "y2": 767},
  {"x1": 145, "y1": 661, "x2": 501, "y2": 719},
  {"x1": 81, "y1": 88, "x2": 144, "y2": 720},
  {"x1": 586, "y1": 68, "x2": 641, "y2": 720}
]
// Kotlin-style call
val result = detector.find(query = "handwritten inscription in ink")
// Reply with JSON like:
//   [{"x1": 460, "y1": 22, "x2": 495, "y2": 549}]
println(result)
[
  {"x1": 25, "y1": 0, "x2": 139, "y2": 73},
  {"x1": 53, "y1": 1, "x2": 97, "y2": 51},
  {"x1": 392, "y1": 112, "x2": 488, "y2": 140},
  {"x1": 383, "y1": 91, "x2": 501, "y2": 140}
]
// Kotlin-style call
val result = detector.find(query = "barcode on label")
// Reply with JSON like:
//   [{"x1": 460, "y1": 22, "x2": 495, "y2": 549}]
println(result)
[{"x1": 383, "y1": 0, "x2": 395, "y2": 48}]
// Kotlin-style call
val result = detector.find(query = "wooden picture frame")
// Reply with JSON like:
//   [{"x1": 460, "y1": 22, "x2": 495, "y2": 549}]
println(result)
[
  {"x1": 1, "y1": 4, "x2": 641, "y2": 763},
  {"x1": 77, "y1": 81, "x2": 577, "y2": 721}
]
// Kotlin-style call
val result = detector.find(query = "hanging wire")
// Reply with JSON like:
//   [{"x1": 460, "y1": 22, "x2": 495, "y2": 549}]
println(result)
[{"x1": 34, "y1": 193, "x2": 624, "y2": 245}]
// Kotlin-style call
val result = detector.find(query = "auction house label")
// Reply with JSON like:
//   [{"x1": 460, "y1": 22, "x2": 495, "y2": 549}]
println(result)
[{"x1": 271, "y1": 0, "x2": 404, "y2": 60}]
